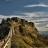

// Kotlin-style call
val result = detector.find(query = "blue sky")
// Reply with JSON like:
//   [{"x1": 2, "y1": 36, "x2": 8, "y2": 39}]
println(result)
[
  {"x1": 0, "y1": 0, "x2": 48, "y2": 35},
  {"x1": 0, "y1": 0, "x2": 48, "y2": 16}
]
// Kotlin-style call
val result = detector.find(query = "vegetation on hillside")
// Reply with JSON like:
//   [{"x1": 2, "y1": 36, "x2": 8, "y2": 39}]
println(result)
[{"x1": 0, "y1": 17, "x2": 48, "y2": 48}]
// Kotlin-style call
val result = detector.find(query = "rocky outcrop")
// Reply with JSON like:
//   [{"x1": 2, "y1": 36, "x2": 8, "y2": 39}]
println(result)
[
  {"x1": 10, "y1": 17, "x2": 48, "y2": 48},
  {"x1": 0, "y1": 17, "x2": 48, "y2": 48},
  {"x1": 28, "y1": 22, "x2": 35, "y2": 27}
]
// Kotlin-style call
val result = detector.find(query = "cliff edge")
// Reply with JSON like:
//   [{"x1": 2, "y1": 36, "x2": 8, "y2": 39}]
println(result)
[{"x1": 0, "y1": 17, "x2": 48, "y2": 48}]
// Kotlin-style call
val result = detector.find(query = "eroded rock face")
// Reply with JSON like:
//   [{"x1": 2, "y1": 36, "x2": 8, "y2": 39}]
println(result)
[
  {"x1": 19, "y1": 25, "x2": 24, "y2": 33},
  {"x1": 9, "y1": 17, "x2": 48, "y2": 48},
  {"x1": 28, "y1": 22, "x2": 35, "y2": 27},
  {"x1": 0, "y1": 17, "x2": 48, "y2": 48},
  {"x1": 20, "y1": 19, "x2": 28, "y2": 26},
  {"x1": 0, "y1": 27, "x2": 10, "y2": 40}
]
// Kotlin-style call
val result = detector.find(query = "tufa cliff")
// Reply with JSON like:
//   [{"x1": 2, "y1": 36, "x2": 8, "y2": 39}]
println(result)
[{"x1": 0, "y1": 17, "x2": 48, "y2": 48}]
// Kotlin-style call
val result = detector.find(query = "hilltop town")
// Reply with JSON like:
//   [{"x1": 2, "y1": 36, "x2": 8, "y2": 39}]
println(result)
[{"x1": 0, "y1": 17, "x2": 48, "y2": 48}]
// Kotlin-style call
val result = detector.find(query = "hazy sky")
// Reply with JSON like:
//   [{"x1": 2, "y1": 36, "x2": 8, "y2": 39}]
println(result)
[
  {"x1": 0, "y1": 0, "x2": 48, "y2": 35},
  {"x1": 0, "y1": 0, "x2": 48, "y2": 18}
]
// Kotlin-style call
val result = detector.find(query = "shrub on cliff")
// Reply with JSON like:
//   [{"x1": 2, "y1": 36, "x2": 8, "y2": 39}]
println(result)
[
  {"x1": 11, "y1": 17, "x2": 18, "y2": 22},
  {"x1": 0, "y1": 27, "x2": 10, "y2": 40},
  {"x1": 19, "y1": 25, "x2": 23, "y2": 33}
]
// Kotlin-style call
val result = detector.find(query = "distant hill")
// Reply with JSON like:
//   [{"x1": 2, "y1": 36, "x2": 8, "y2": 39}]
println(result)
[{"x1": 0, "y1": 17, "x2": 48, "y2": 48}]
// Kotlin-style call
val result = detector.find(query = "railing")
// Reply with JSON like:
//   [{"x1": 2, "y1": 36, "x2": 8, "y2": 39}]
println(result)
[{"x1": 0, "y1": 27, "x2": 12, "y2": 48}]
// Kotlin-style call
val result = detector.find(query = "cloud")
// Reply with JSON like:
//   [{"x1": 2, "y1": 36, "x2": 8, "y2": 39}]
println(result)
[
  {"x1": 0, "y1": 12, "x2": 48, "y2": 19},
  {"x1": 21, "y1": 12, "x2": 48, "y2": 22},
  {"x1": 24, "y1": 3, "x2": 48, "y2": 7},
  {"x1": 22, "y1": 12, "x2": 48, "y2": 18},
  {"x1": 0, "y1": 12, "x2": 48, "y2": 22},
  {"x1": 22, "y1": 13, "x2": 37, "y2": 17},
  {"x1": 0, "y1": 12, "x2": 48, "y2": 31},
  {"x1": 36, "y1": 27, "x2": 48, "y2": 31},
  {"x1": 0, "y1": 15, "x2": 22, "y2": 19}
]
